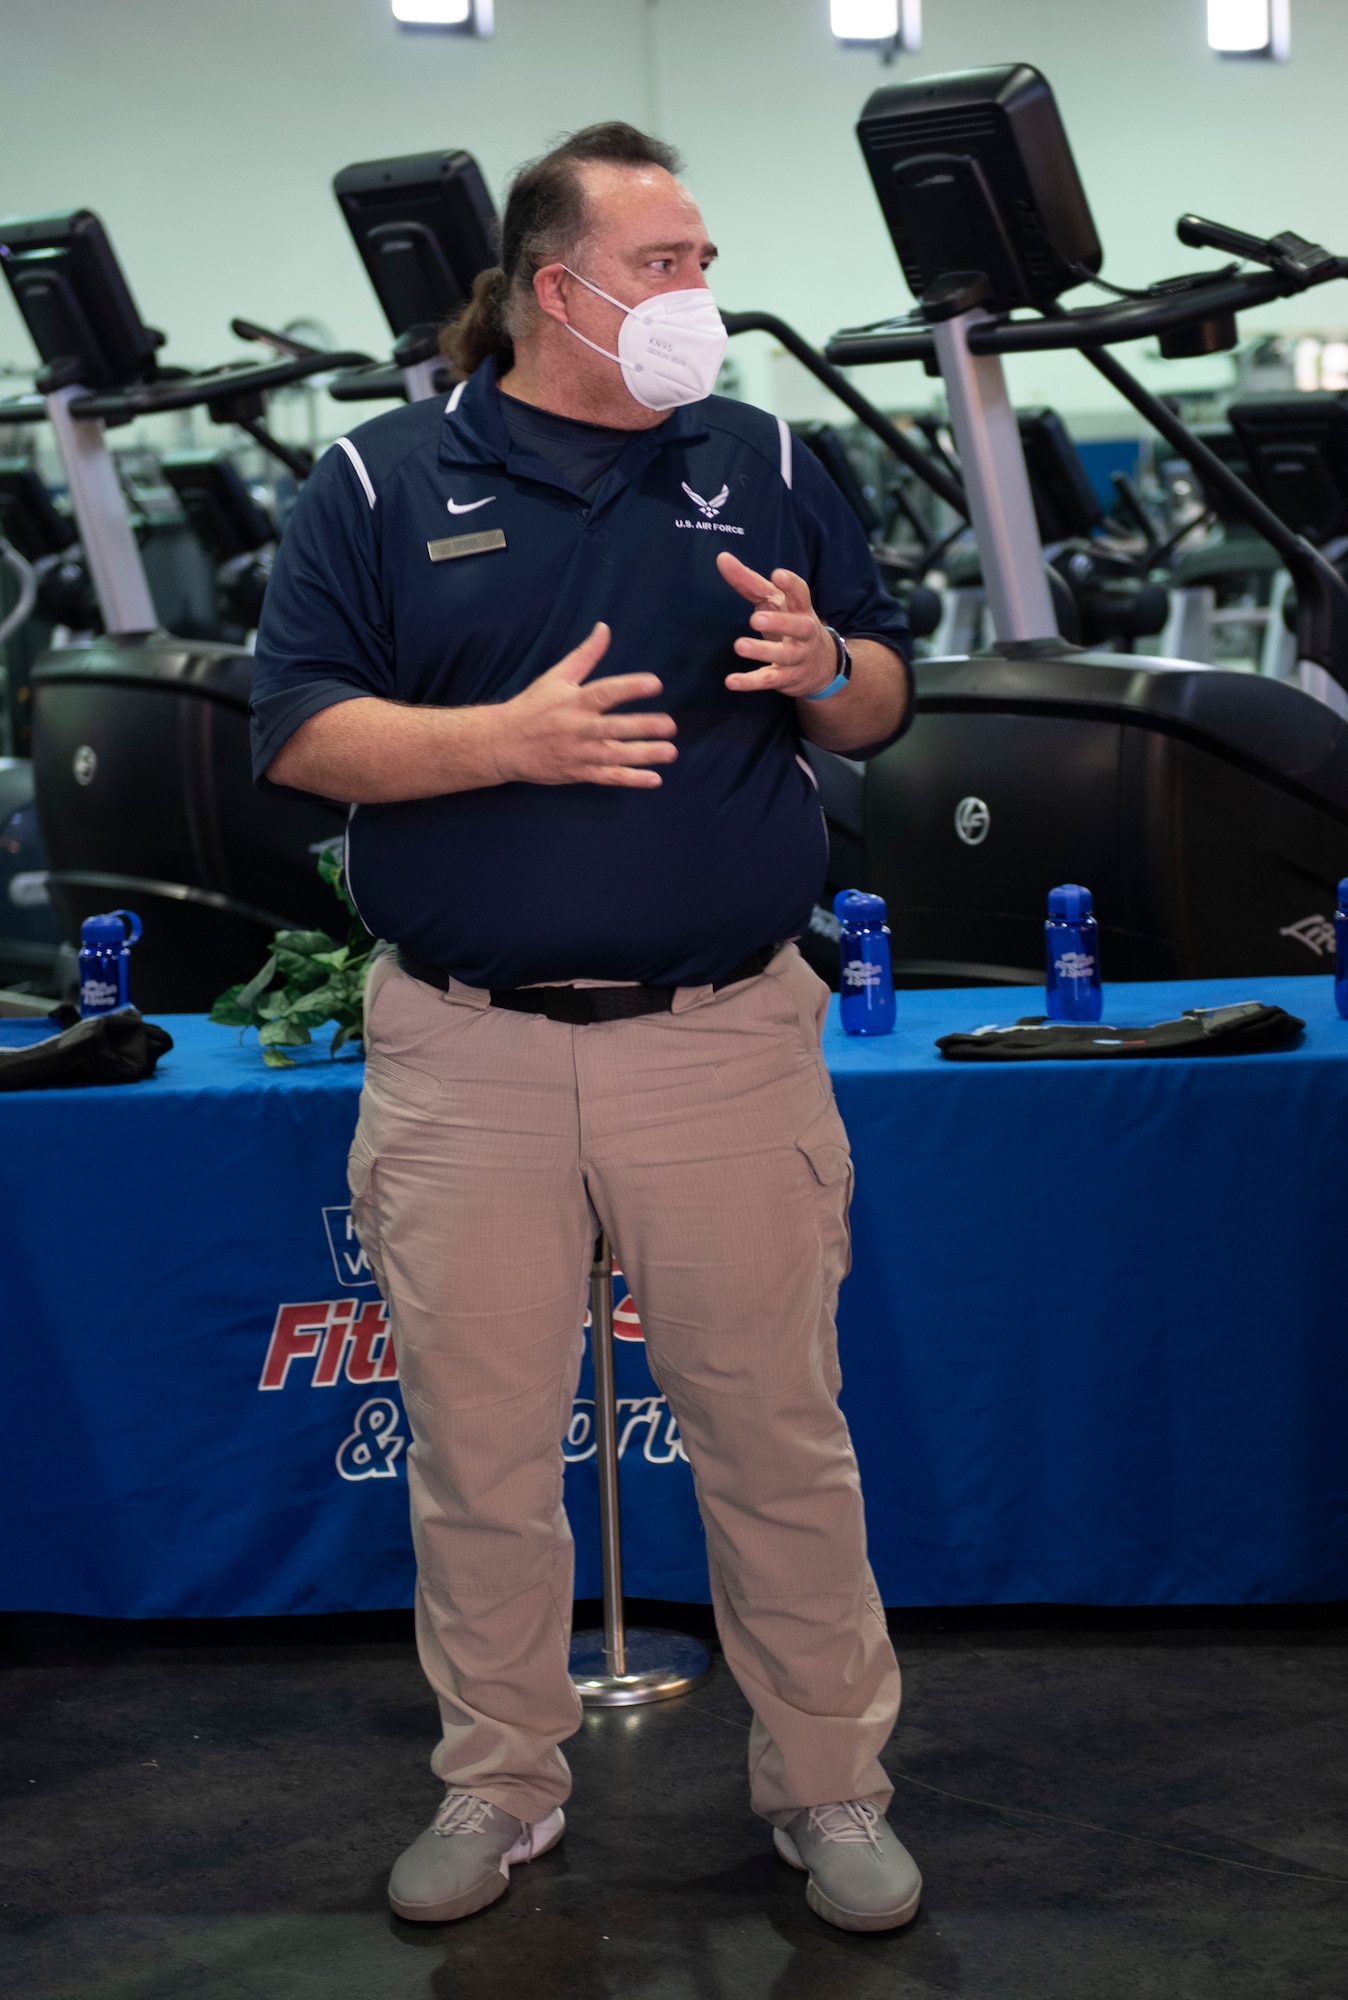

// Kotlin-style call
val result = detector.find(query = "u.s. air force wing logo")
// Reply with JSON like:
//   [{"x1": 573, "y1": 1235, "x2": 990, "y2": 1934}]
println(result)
[
  {"x1": 682, "y1": 480, "x2": 728, "y2": 518},
  {"x1": 675, "y1": 479, "x2": 744, "y2": 536}
]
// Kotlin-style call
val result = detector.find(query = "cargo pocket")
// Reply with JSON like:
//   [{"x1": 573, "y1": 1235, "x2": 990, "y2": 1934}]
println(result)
[
  {"x1": 795, "y1": 1109, "x2": 855, "y2": 1285},
  {"x1": 347, "y1": 1132, "x2": 388, "y2": 1299}
]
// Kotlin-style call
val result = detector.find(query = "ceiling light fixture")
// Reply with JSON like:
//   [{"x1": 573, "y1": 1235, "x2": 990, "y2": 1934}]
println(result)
[
  {"x1": 830, "y1": 0, "x2": 921, "y2": 54},
  {"x1": 1207, "y1": 0, "x2": 1288, "y2": 60},
  {"x1": 392, "y1": 0, "x2": 493, "y2": 35}
]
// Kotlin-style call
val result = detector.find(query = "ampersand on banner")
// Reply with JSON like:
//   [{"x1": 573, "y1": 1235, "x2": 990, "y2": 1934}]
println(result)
[{"x1": 336, "y1": 1397, "x2": 405, "y2": 1481}]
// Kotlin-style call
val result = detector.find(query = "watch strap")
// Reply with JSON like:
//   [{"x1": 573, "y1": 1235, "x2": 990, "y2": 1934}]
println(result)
[{"x1": 804, "y1": 627, "x2": 853, "y2": 701}]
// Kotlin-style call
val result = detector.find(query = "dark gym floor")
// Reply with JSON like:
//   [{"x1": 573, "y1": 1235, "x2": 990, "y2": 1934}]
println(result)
[{"x1": 2, "y1": 1602, "x2": 1345, "y2": 2000}]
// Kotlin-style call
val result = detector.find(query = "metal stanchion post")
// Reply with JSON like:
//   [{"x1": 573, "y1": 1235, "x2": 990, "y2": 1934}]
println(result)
[{"x1": 569, "y1": 1231, "x2": 712, "y2": 1707}]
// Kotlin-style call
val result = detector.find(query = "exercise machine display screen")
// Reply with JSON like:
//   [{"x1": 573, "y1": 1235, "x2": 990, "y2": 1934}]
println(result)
[
  {"x1": 1018, "y1": 408, "x2": 1103, "y2": 543},
  {"x1": 0, "y1": 460, "x2": 78, "y2": 560},
  {"x1": 333, "y1": 150, "x2": 500, "y2": 339},
  {"x1": 161, "y1": 453, "x2": 275, "y2": 565},
  {"x1": 0, "y1": 209, "x2": 161, "y2": 390},
  {"x1": 1228, "y1": 392, "x2": 1348, "y2": 544},
  {"x1": 856, "y1": 64, "x2": 1102, "y2": 313}
]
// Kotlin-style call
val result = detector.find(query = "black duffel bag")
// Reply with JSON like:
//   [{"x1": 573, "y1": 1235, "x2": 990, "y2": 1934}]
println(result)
[
  {"x1": 0, "y1": 1007, "x2": 174, "y2": 1090},
  {"x1": 936, "y1": 1001, "x2": 1305, "y2": 1062}
]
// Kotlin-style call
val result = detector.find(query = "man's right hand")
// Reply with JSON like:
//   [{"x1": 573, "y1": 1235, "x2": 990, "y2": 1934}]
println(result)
[
  {"x1": 265, "y1": 622, "x2": 675, "y2": 804},
  {"x1": 488, "y1": 622, "x2": 677, "y2": 789}
]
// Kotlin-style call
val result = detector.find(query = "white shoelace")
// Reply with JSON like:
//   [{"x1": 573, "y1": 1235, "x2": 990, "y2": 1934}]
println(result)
[
  {"x1": 806, "y1": 1800, "x2": 883, "y2": 1847},
  {"x1": 432, "y1": 1791, "x2": 497, "y2": 1839}
]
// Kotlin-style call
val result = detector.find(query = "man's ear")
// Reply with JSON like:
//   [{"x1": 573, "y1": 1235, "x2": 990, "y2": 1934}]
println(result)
[{"x1": 533, "y1": 264, "x2": 571, "y2": 328}]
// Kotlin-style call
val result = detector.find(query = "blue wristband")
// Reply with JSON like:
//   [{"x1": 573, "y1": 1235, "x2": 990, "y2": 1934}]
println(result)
[{"x1": 804, "y1": 628, "x2": 853, "y2": 700}]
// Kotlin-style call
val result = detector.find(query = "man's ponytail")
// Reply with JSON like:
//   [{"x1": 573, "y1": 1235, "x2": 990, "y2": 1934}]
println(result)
[{"x1": 441, "y1": 266, "x2": 512, "y2": 378}]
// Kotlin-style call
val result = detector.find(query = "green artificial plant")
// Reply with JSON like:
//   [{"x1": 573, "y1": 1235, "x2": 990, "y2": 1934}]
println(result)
[{"x1": 210, "y1": 846, "x2": 381, "y2": 1067}]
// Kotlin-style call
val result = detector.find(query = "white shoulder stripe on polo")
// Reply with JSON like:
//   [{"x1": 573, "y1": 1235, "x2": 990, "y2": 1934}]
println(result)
[
  {"x1": 335, "y1": 436, "x2": 376, "y2": 510},
  {"x1": 776, "y1": 415, "x2": 793, "y2": 489},
  {"x1": 446, "y1": 379, "x2": 467, "y2": 412}
]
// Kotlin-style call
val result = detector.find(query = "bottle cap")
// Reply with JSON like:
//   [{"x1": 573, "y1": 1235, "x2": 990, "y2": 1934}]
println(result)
[
  {"x1": 1339, "y1": 877, "x2": 1348, "y2": 908},
  {"x1": 833, "y1": 889, "x2": 887, "y2": 925},
  {"x1": 81, "y1": 912, "x2": 129, "y2": 947},
  {"x1": 1047, "y1": 883, "x2": 1093, "y2": 920}
]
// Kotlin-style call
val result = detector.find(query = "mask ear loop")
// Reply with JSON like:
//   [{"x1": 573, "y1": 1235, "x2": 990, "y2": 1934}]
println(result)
[
  {"x1": 557, "y1": 266, "x2": 631, "y2": 368},
  {"x1": 562, "y1": 323, "x2": 624, "y2": 367},
  {"x1": 561, "y1": 266, "x2": 633, "y2": 315}
]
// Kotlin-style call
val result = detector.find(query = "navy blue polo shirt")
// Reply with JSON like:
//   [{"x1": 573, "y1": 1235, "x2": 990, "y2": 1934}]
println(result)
[{"x1": 250, "y1": 362, "x2": 912, "y2": 988}]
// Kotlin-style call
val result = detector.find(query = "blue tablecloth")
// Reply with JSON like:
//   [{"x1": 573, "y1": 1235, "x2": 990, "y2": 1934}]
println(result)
[{"x1": 3, "y1": 975, "x2": 1345, "y2": 1616}]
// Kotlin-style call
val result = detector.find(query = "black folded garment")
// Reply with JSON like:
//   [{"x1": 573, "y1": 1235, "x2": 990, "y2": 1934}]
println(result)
[
  {"x1": 0, "y1": 1007, "x2": 174, "y2": 1091},
  {"x1": 937, "y1": 1001, "x2": 1305, "y2": 1062}
]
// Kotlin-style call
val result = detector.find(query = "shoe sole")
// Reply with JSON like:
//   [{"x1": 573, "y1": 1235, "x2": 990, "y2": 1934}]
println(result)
[
  {"x1": 389, "y1": 1806, "x2": 566, "y2": 1923},
  {"x1": 773, "y1": 1826, "x2": 923, "y2": 1934}
]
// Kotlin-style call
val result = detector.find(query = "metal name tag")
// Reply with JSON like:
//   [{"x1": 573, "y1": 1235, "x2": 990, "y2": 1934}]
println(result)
[{"x1": 427, "y1": 529, "x2": 507, "y2": 562}]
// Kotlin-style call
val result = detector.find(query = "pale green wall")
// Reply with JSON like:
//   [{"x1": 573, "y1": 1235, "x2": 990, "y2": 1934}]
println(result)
[{"x1": 3, "y1": 0, "x2": 1347, "y2": 429}]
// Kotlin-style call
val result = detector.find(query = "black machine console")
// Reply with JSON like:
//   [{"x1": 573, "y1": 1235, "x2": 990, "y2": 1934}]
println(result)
[
  {"x1": 857, "y1": 65, "x2": 1102, "y2": 314},
  {"x1": 333, "y1": 150, "x2": 499, "y2": 339},
  {"x1": 0, "y1": 209, "x2": 161, "y2": 391},
  {"x1": 328, "y1": 149, "x2": 500, "y2": 404},
  {"x1": 0, "y1": 460, "x2": 77, "y2": 560},
  {"x1": 1227, "y1": 392, "x2": 1348, "y2": 545},
  {"x1": 161, "y1": 453, "x2": 276, "y2": 565}
]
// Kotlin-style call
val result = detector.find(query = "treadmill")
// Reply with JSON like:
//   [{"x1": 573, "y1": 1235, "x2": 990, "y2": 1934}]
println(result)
[
  {"x1": 820, "y1": 63, "x2": 1348, "y2": 985},
  {"x1": 0, "y1": 208, "x2": 372, "y2": 1009}
]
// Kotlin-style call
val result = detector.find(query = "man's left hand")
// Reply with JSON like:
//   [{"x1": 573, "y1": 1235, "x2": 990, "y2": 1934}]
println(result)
[{"x1": 717, "y1": 552, "x2": 838, "y2": 697}]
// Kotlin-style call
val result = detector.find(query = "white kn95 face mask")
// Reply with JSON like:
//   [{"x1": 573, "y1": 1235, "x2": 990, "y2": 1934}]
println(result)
[{"x1": 561, "y1": 268, "x2": 728, "y2": 410}]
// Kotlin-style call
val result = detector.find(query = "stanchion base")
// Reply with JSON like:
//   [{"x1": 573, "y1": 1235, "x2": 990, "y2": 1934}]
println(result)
[{"x1": 569, "y1": 1628, "x2": 712, "y2": 1707}]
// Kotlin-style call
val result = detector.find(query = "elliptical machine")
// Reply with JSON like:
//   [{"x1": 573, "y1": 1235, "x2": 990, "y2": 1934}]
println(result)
[
  {"x1": 0, "y1": 208, "x2": 372, "y2": 1008},
  {"x1": 821, "y1": 63, "x2": 1348, "y2": 986}
]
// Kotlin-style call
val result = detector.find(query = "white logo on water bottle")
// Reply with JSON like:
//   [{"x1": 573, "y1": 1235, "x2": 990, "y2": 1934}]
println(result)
[
  {"x1": 1054, "y1": 950, "x2": 1095, "y2": 980},
  {"x1": 843, "y1": 957, "x2": 882, "y2": 990},
  {"x1": 81, "y1": 977, "x2": 120, "y2": 1011}
]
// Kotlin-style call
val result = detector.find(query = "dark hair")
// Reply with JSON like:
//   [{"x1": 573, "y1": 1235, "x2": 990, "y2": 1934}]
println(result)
[{"x1": 441, "y1": 122, "x2": 682, "y2": 377}]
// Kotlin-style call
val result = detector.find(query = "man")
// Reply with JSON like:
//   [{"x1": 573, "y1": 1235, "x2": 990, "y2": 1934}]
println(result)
[{"x1": 251, "y1": 121, "x2": 920, "y2": 1935}]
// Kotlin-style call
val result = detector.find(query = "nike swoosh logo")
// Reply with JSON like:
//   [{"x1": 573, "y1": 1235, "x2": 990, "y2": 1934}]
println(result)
[{"x1": 447, "y1": 496, "x2": 496, "y2": 515}]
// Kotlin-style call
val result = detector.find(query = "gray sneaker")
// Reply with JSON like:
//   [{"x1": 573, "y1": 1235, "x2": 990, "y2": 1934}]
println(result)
[
  {"x1": 774, "y1": 1800, "x2": 922, "y2": 1932},
  {"x1": 388, "y1": 1789, "x2": 565, "y2": 1923}
]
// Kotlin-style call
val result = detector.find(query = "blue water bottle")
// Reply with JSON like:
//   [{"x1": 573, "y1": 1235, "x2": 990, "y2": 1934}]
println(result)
[
  {"x1": 834, "y1": 889, "x2": 896, "y2": 1036},
  {"x1": 79, "y1": 909, "x2": 142, "y2": 1017},
  {"x1": 1045, "y1": 884, "x2": 1103, "y2": 1023},
  {"x1": 1336, "y1": 876, "x2": 1348, "y2": 1020}
]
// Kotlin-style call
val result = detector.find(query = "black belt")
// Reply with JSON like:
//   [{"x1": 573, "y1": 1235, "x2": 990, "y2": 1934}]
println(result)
[{"x1": 397, "y1": 944, "x2": 781, "y2": 1023}]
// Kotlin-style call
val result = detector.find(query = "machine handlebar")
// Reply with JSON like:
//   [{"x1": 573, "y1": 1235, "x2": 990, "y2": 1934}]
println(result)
[
  {"x1": 229, "y1": 318, "x2": 324, "y2": 360},
  {"x1": 0, "y1": 344, "x2": 374, "y2": 427},
  {"x1": 828, "y1": 216, "x2": 1348, "y2": 367},
  {"x1": 825, "y1": 267, "x2": 1289, "y2": 366},
  {"x1": 67, "y1": 347, "x2": 374, "y2": 421},
  {"x1": 721, "y1": 309, "x2": 966, "y2": 516},
  {"x1": 1174, "y1": 214, "x2": 1278, "y2": 263},
  {"x1": 1176, "y1": 214, "x2": 1344, "y2": 288}
]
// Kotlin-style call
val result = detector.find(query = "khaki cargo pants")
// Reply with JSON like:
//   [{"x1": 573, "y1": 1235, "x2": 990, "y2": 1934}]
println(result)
[{"x1": 348, "y1": 942, "x2": 900, "y2": 1826}]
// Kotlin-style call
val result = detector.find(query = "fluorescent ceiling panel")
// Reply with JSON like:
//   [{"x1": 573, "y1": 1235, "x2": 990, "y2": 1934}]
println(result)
[
  {"x1": 830, "y1": 0, "x2": 920, "y2": 47},
  {"x1": 831, "y1": 0, "x2": 899, "y2": 37},
  {"x1": 393, "y1": 0, "x2": 469, "y2": 19},
  {"x1": 1207, "y1": 0, "x2": 1289, "y2": 58}
]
